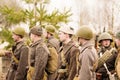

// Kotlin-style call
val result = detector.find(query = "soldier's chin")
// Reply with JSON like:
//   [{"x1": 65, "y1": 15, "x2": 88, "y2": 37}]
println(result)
[{"x1": 104, "y1": 45, "x2": 110, "y2": 48}]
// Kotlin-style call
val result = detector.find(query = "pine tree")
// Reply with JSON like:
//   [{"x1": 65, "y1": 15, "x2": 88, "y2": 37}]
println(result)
[{"x1": 0, "y1": 0, "x2": 72, "y2": 48}]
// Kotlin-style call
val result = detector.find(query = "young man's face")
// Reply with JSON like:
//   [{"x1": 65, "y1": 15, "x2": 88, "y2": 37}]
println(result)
[
  {"x1": 58, "y1": 31, "x2": 67, "y2": 42},
  {"x1": 101, "y1": 39, "x2": 111, "y2": 47},
  {"x1": 115, "y1": 38, "x2": 120, "y2": 47},
  {"x1": 12, "y1": 34, "x2": 20, "y2": 42},
  {"x1": 45, "y1": 32, "x2": 51, "y2": 39},
  {"x1": 30, "y1": 33, "x2": 35, "y2": 43}
]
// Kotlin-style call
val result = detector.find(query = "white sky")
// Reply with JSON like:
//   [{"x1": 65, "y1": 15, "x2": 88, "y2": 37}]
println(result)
[{"x1": 18, "y1": 0, "x2": 120, "y2": 33}]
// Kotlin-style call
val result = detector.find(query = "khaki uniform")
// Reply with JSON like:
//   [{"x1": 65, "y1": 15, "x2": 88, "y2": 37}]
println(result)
[
  {"x1": 46, "y1": 36, "x2": 59, "y2": 80},
  {"x1": 79, "y1": 41, "x2": 98, "y2": 80},
  {"x1": 116, "y1": 47, "x2": 120, "y2": 79},
  {"x1": 96, "y1": 46, "x2": 117, "y2": 80},
  {"x1": 29, "y1": 39, "x2": 49, "y2": 80},
  {"x1": 6, "y1": 41, "x2": 29, "y2": 80},
  {"x1": 56, "y1": 41, "x2": 79, "y2": 80},
  {"x1": 47, "y1": 36, "x2": 60, "y2": 52}
]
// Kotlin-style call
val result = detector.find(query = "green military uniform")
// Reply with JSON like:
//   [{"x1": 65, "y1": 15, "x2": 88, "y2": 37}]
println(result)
[{"x1": 6, "y1": 27, "x2": 29, "y2": 80}]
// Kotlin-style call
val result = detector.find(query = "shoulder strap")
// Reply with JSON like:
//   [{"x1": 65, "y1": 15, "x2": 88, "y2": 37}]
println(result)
[
  {"x1": 61, "y1": 44, "x2": 74, "y2": 67},
  {"x1": 12, "y1": 52, "x2": 19, "y2": 64},
  {"x1": 76, "y1": 46, "x2": 92, "y2": 75},
  {"x1": 75, "y1": 51, "x2": 80, "y2": 76},
  {"x1": 12, "y1": 44, "x2": 25, "y2": 64}
]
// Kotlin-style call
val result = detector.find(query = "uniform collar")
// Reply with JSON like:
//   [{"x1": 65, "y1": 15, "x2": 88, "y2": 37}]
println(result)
[
  {"x1": 80, "y1": 41, "x2": 93, "y2": 53},
  {"x1": 30, "y1": 39, "x2": 43, "y2": 47},
  {"x1": 62, "y1": 40, "x2": 74, "y2": 53},
  {"x1": 48, "y1": 36, "x2": 54, "y2": 40},
  {"x1": 15, "y1": 41, "x2": 24, "y2": 50}
]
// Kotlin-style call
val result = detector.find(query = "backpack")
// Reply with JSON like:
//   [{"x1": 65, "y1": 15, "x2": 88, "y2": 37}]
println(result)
[{"x1": 46, "y1": 46, "x2": 58, "y2": 73}]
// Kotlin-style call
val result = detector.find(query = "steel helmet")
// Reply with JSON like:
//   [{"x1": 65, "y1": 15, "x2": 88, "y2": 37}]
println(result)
[
  {"x1": 45, "y1": 25, "x2": 56, "y2": 34},
  {"x1": 13, "y1": 27, "x2": 26, "y2": 37},
  {"x1": 98, "y1": 32, "x2": 113, "y2": 43},
  {"x1": 76, "y1": 25, "x2": 93, "y2": 40}
]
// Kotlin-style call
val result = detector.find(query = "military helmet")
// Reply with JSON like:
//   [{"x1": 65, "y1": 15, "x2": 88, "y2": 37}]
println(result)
[
  {"x1": 13, "y1": 27, "x2": 26, "y2": 37},
  {"x1": 59, "y1": 26, "x2": 74, "y2": 35},
  {"x1": 45, "y1": 25, "x2": 56, "y2": 34},
  {"x1": 76, "y1": 25, "x2": 93, "y2": 40},
  {"x1": 98, "y1": 32, "x2": 113, "y2": 43},
  {"x1": 116, "y1": 31, "x2": 120, "y2": 39},
  {"x1": 30, "y1": 27, "x2": 42, "y2": 36}
]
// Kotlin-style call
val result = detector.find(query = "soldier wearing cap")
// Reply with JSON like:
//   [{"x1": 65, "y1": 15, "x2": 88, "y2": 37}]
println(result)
[
  {"x1": 27, "y1": 27, "x2": 49, "y2": 80},
  {"x1": 44, "y1": 25, "x2": 60, "y2": 80},
  {"x1": 55, "y1": 25, "x2": 79, "y2": 80},
  {"x1": 96, "y1": 32, "x2": 117, "y2": 80},
  {"x1": 6, "y1": 27, "x2": 29, "y2": 80},
  {"x1": 115, "y1": 31, "x2": 120, "y2": 79},
  {"x1": 45, "y1": 25, "x2": 60, "y2": 52},
  {"x1": 75, "y1": 25, "x2": 98, "y2": 80}
]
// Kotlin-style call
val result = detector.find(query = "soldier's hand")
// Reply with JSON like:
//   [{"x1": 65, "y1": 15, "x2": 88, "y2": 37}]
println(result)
[{"x1": 5, "y1": 51, "x2": 12, "y2": 57}]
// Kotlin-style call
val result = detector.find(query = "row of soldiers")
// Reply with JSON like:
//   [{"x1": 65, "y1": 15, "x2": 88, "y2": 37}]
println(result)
[{"x1": 0, "y1": 24, "x2": 120, "y2": 80}]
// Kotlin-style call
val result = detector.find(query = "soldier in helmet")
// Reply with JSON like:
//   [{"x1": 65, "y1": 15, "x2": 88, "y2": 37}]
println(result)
[
  {"x1": 115, "y1": 31, "x2": 120, "y2": 79},
  {"x1": 27, "y1": 27, "x2": 49, "y2": 80},
  {"x1": 96, "y1": 32, "x2": 117, "y2": 80},
  {"x1": 44, "y1": 25, "x2": 60, "y2": 80},
  {"x1": 6, "y1": 27, "x2": 29, "y2": 80},
  {"x1": 55, "y1": 25, "x2": 79, "y2": 80},
  {"x1": 75, "y1": 25, "x2": 98, "y2": 80},
  {"x1": 45, "y1": 25, "x2": 60, "y2": 52}
]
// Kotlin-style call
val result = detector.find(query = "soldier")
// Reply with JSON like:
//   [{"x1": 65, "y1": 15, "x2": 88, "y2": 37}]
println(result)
[
  {"x1": 6, "y1": 27, "x2": 29, "y2": 80},
  {"x1": 115, "y1": 31, "x2": 120, "y2": 79},
  {"x1": 45, "y1": 25, "x2": 60, "y2": 52},
  {"x1": 27, "y1": 27, "x2": 49, "y2": 80},
  {"x1": 44, "y1": 25, "x2": 60, "y2": 80},
  {"x1": 55, "y1": 25, "x2": 79, "y2": 80},
  {"x1": 96, "y1": 32, "x2": 117, "y2": 80},
  {"x1": 75, "y1": 25, "x2": 98, "y2": 80}
]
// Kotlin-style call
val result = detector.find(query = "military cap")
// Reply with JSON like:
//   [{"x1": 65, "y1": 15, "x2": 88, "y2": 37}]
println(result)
[
  {"x1": 45, "y1": 25, "x2": 56, "y2": 34},
  {"x1": 13, "y1": 27, "x2": 26, "y2": 37},
  {"x1": 76, "y1": 25, "x2": 93, "y2": 40},
  {"x1": 98, "y1": 32, "x2": 113, "y2": 43},
  {"x1": 30, "y1": 27, "x2": 42, "y2": 36},
  {"x1": 59, "y1": 25, "x2": 74, "y2": 35}
]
